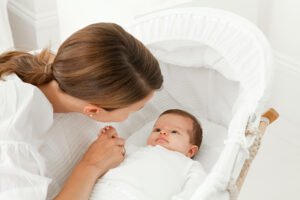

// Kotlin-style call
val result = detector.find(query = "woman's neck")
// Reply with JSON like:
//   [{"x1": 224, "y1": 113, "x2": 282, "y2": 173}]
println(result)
[{"x1": 38, "y1": 81, "x2": 86, "y2": 113}]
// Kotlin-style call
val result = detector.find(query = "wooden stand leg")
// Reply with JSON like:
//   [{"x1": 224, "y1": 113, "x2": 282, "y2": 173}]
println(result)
[{"x1": 236, "y1": 108, "x2": 279, "y2": 191}]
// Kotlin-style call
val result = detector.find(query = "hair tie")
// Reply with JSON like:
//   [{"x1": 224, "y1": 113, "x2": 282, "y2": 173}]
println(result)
[{"x1": 44, "y1": 63, "x2": 53, "y2": 74}]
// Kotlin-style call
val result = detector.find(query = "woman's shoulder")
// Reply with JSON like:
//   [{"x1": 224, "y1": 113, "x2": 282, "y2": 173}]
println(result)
[
  {"x1": 1, "y1": 73, "x2": 37, "y2": 92},
  {"x1": 0, "y1": 73, "x2": 53, "y2": 146},
  {"x1": 0, "y1": 73, "x2": 53, "y2": 111}
]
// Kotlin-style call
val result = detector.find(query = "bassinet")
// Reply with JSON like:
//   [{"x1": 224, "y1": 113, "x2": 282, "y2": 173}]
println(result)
[
  {"x1": 108, "y1": 7, "x2": 278, "y2": 200},
  {"x1": 0, "y1": 4, "x2": 279, "y2": 200}
]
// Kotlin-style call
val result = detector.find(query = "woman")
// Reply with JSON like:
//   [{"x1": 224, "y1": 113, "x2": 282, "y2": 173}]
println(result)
[{"x1": 0, "y1": 23, "x2": 163, "y2": 200}]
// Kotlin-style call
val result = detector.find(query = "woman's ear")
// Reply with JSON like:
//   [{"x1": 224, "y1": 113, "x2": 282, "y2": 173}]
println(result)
[
  {"x1": 83, "y1": 104, "x2": 106, "y2": 118},
  {"x1": 187, "y1": 145, "x2": 199, "y2": 158}
]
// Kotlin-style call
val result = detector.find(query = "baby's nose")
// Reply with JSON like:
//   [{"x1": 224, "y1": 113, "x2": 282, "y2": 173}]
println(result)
[{"x1": 159, "y1": 130, "x2": 168, "y2": 135}]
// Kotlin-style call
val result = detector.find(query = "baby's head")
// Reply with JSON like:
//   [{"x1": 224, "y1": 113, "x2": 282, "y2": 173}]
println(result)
[{"x1": 147, "y1": 109, "x2": 202, "y2": 158}]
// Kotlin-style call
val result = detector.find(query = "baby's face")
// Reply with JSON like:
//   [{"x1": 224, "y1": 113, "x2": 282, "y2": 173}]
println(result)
[{"x1": 147, "y1": 113, "x2": 198, "y2": 157}]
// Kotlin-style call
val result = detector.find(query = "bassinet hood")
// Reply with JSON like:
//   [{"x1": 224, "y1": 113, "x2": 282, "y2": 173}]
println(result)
[{"x1": 126, "y1": 7, "x2": 272, "y2": 114}]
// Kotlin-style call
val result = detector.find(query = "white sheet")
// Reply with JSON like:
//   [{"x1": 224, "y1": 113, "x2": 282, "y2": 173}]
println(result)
[{"x1": 90, "y1": 145, "x2": 206, "y2": 200}]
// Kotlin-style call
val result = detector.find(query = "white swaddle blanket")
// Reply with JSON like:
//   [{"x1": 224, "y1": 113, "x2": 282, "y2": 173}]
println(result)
[{"x1": 90, "y1": 145, "x2": 206, "y2": 200}]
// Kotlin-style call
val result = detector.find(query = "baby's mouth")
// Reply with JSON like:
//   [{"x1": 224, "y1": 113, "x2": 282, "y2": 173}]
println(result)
[{"x1": 155, "y1": 137, "x2": 168, "y2": 143}]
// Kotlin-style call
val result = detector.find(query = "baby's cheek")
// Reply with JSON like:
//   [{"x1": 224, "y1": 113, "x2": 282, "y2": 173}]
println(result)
[
  {"x1": 146, "y1": 136, "x2": 153, "y2": 145},
  {"x1": 178, "y1": 141, "x2": 191, "y2": 152}
]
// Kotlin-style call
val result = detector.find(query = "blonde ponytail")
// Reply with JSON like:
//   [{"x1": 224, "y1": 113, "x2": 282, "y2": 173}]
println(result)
[{"x1": 0, "y1": 49, "x2": 55, "y2": 85}]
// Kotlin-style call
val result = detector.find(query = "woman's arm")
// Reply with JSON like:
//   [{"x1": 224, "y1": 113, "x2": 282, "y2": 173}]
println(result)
[
  {"x1": 54, "y1": 163, "x2": 100, "y2": 200},
  {"x1": 54, "y1": 128, "x2": 125, "y2": 200}
]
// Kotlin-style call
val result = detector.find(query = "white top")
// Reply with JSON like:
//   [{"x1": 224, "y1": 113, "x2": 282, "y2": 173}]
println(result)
[
  {"x1": 0, "y1": 74, "x2": 53, "y2": 199},
  {"x1": 90, "y1": 145, "x2": 206, "y2": 200},
  {"x1": 0, "y1": 74, "x2": 100, "y2": 200}
]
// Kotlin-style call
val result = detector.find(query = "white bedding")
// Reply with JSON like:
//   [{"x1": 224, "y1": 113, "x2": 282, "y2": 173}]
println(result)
[{"x1": 90, "y1": 145, "x2": 206, "y2": 200}]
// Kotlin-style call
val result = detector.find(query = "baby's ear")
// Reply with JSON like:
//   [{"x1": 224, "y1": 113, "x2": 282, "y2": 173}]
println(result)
[{"x1": 187, "y1": 145, "x2": 199, "y2": 158}]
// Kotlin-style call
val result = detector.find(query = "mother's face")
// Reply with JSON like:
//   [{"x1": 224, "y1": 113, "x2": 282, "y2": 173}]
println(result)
[{"x1": 92, "y1": 91, "x2": 154, "y2": 122}]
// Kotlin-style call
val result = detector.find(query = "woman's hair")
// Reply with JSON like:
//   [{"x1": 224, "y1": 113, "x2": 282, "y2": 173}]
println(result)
[
  {"x1": 0, "y1": 23, "x2": 163, "y2": 110},
  {"x1": 160, "y1": 109, "x2": 203, "y2": 148}
]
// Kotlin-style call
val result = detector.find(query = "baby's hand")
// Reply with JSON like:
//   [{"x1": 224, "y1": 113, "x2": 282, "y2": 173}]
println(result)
[
  {"x1": 100, "y1": 126, "x2": 119, "y2": 138},
  {"x1": 99, "y1": 126, "x2": 126, "y2": 156},
  {"x1": 81, "y1": 126, "x2": 125, "y2": 176}
]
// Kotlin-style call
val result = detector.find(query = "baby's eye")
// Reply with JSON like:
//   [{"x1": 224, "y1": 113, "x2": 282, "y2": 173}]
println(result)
[
  {"x1": 154, "y1": 128, "x2": 161, "y2": 132},
  {"x1": 171, "y1": 130, "x2": 179, "y2": 134}
]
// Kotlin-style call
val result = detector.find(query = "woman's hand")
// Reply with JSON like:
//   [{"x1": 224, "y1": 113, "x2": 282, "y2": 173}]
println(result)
[
  {"x1": 80, "y1": 126, "x2": 125, "y2": 177},
  {"x1": 54, "y1": 126, "x2": 125, "y2": 200}
]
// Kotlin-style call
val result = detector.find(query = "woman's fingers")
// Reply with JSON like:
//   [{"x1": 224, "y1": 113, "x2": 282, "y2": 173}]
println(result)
[
  {"x1": 99, "y1": 126, "x2": 119, "y2": 138},
  {"x1": 105, "y1": 137, "x2": 125, "y2": 147},
  {"x1": 95, "y1": 136, "x2": 124, "y2": 147},
  {"x1": 96, "y1": 131, "x2": 125, "y2": 148},
  {"x1": 80, "y1": 135, "x2": 126, "y2": 176},
  {"x1": 94, "y1": 126, "x2": 126, "y2": 161}
]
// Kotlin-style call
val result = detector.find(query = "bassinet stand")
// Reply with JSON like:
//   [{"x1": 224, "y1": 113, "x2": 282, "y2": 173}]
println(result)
[{"x1": 228, "y1": 108, "x2": 279, "y2": 199}]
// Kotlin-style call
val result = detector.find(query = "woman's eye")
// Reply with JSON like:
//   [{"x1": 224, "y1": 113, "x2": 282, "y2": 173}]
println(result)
[{"x1": 171, "y1": 130, "x2": 179, "y2": 134}]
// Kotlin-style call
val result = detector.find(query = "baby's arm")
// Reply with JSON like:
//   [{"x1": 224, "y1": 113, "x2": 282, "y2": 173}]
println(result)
[{"x1": 171, "y1": 161, "x2": 207, "y2": 200}]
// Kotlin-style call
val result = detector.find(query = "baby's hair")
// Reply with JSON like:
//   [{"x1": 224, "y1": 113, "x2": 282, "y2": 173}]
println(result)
[{"x1": 160, "y1": 109, "x2": 203, "y2": 148}]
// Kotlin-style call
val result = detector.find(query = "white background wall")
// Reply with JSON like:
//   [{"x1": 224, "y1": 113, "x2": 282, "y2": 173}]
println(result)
[
  {"x1": 0, "y1": 0, "x2": 13, "y2": 52},
  {"x1": 6, "y1": 0, "x2": 300, "y2": 199},
  {"x1": 241, "y1": 2, "x2": 300, "y2": 199},
  {"x1": 258, "y1": 0, "x2": 300, "y2": 125},
  {"x1": 7, "y1": 0, "x2": 59, "y2": 50}
]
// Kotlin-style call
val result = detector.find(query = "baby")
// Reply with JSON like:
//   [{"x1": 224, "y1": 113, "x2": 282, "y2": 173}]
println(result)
[{"x1": 90, "y1": 109, "x2": 206, "y2": 200}]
